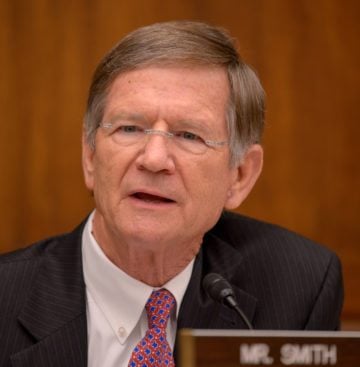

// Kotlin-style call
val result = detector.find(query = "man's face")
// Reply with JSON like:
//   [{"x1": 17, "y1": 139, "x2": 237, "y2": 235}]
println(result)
[{"x1": 83, "y1": 65, "x2": 245, "y2": 252}]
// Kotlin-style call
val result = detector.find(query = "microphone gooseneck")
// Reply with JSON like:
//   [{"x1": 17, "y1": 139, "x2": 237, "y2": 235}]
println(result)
[{"x1": 202, "y1": 272, "x2": 253, "y2": 330}]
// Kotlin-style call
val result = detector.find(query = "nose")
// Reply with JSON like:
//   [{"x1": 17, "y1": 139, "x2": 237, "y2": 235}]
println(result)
[{"x1": 135, "y1": 133, "x2": 176, "y2": 174}]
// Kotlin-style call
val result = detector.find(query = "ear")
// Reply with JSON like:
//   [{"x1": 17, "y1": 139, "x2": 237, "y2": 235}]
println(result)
[
  {"x1": 224, "y1": 144, "x2": 263, "y2": 210},
  {"x1": 82, "y1": 133, "x2": 95, "y2": 191}
]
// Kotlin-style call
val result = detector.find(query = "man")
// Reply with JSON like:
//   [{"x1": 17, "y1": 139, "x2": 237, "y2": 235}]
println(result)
[{"x1": 0, "y1": 21, "x2": 343, "y2": 367}]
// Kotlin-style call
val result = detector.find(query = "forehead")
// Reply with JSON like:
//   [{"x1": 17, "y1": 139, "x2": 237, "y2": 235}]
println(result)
[{"x1": 103, "y1": 64, "x2": 230, "y2": 131}]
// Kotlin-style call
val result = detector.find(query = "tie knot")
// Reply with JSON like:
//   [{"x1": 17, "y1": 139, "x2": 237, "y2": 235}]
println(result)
[{"x1": 145, "y1": 289, "x2": 176, "y2": 329}]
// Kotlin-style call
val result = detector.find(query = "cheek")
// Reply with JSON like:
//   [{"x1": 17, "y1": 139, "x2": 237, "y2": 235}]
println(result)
[
  {"x1": 187, "y1": 159, "x2": 232, "y2": 208},
  {"x1": 93, "y1": 144, "x2": 131, "y2": 182},
  {"x1": 91, "y1": 151, "x2": 122, "y2": 200},
  {"x1": 182, "y1": 163, "x2": 231, "y2": 235}
]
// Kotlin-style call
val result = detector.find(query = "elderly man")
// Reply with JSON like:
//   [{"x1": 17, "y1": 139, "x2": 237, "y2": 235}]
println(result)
[{"x1": 0, "y1": 21, "x2": 343, "y2": 367}]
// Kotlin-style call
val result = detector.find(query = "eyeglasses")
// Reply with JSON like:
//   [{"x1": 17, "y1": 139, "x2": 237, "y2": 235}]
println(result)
[{"x1": 99, "y1": 122, "x2": 227, "y2": 155}]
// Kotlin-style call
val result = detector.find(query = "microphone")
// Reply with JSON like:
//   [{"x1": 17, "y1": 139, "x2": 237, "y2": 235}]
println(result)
[{"x1": 202, "y1": 273, "x2": 253, "y2": 330}]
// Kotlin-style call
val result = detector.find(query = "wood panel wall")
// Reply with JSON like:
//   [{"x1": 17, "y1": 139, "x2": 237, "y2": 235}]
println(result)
[{"x1": 1, "y1": 0, "x2": 359, "y2": 328}]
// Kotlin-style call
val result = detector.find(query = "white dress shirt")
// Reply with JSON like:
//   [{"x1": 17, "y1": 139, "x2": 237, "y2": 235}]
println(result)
[{"x1": 82, "y1": 212, "x2": 194, "y2": 367}]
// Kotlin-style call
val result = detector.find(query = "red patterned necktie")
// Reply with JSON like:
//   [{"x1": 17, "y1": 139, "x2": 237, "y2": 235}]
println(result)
[{"x1": 128, "y1": 289, "x2": 176, "y2": 367}]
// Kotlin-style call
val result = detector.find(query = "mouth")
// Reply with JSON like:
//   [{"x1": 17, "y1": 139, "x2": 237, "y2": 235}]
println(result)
[{"x1": 131, "y1": 192, "x2": 175, "y2": 204}]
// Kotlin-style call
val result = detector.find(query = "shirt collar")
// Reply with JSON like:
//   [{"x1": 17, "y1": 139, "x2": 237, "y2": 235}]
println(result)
[{"x1": 82, "y1": 211, "x2": 194, "y2": 343}]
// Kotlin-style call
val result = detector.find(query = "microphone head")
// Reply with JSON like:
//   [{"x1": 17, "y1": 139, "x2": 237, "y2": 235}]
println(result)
[
  {"x1": 202, "y1": 272, "x2": 234, "y2": 304},
  {"x1": 202, "y1": 272, "x2": 254, "y2": 330}
]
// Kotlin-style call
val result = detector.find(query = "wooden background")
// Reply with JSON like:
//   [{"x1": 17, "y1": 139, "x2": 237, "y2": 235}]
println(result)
[{"x1": 1, "y1": 0, "x2": 359, "y2": 329}]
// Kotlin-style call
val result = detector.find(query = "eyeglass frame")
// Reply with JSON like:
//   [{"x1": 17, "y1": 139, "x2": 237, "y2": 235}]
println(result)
[{"x1": 99, "y1": 122, "x2": 228, "y2": 152}]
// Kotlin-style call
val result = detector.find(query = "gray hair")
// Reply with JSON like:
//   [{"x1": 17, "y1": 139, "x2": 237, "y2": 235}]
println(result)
[{"x1": 84, "y1": 20, "x2": 265, "y2": 165}]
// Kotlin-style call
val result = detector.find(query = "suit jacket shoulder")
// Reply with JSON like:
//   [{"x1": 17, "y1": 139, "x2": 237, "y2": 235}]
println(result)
[
  {"x1": 0, "y1": 224, "x2": 87, "y2": 367},
  {"x1": 178, "y1": 211, "x2": 344, "y2": 331}
]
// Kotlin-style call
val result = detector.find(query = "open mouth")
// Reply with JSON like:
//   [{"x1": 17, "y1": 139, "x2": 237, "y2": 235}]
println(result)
[{"x1": 131, "y1": 192, "x2": 175, "y2": 203}]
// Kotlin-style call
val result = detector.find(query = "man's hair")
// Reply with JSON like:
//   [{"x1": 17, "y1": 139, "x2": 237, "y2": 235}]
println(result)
[{"x1": 84, "y1": 20, "x2": 265, "y2": 165}]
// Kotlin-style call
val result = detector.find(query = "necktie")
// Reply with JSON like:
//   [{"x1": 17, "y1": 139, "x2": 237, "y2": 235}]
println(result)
[{"x1": 128, "y1": 289, "x2": 176, "y2": 367}]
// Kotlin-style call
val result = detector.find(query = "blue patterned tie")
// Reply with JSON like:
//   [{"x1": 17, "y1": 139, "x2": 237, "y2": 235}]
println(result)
[{"x1": 128, "y1": 289, "x2": 176, "y2": 367}]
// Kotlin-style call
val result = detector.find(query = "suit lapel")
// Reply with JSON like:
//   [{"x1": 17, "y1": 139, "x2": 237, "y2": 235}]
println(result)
[
  {"x1": 178, "y1": 232, "x2": 257, "y2": 331},
  {"x1": 12, "y1": 224, "x2": 88, "y2": 367},
  {"x1": 174, "y1": 232, "x2": 257, "y2": 363},
  {"x1": 10, "y1": 316, "x2": 87, "y2": 367}
]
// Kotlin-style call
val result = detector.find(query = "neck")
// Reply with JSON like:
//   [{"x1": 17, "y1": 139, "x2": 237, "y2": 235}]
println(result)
[
  {"x1": 116, "y1": 247, "x2": 198, "y2": 286},
  {"x1": 92, "y1": 216, "x2": 201, "y2": 286}
]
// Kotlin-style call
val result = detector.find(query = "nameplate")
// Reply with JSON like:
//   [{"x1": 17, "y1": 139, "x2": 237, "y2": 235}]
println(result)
[{"x1": 178, "y1": 329, "x2": 360, "y2": 366}]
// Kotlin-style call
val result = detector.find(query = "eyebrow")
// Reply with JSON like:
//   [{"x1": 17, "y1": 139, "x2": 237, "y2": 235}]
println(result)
[{"x1": 107, "y1": 112, "x2": 148, "y2": 124}]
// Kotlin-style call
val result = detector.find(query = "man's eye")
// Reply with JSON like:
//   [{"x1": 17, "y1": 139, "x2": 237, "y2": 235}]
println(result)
[
  {"x1": 177, "y1": 131, "x2": 201, "y2": 141},
  {"x1": 118, "y1": 125, "x2": 141, "y2": 133}
]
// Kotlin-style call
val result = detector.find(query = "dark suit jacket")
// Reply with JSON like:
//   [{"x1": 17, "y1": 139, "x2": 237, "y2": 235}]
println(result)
[{"x1": 0, "y1": 212, "x2": 343, "y2": 366}]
